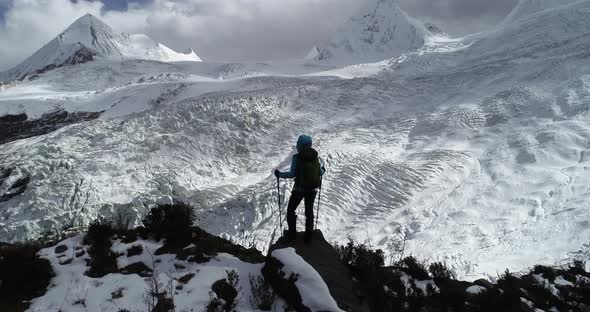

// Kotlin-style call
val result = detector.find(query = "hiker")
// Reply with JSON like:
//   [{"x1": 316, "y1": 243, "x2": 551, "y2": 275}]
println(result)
[{"x1": 275, "y1": 135, "x2": 326, "y2": 242}]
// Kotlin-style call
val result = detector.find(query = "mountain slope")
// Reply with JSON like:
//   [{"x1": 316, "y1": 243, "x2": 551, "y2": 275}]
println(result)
[
  {"x1": 469, "y1": 0, "x2": 590, "y2": 60},
  {"x1": 502, "y1": 0, "x2": 580, "y2": 24},
  {"x1": 0, "y1": 14, "x2": 201, "y2": 82},
  {"x1": 306, "y1": 0, "x2": 429, "y2": 65},
  {"x1": 1, "y1": 1, "x2": 590, "y2": 281}
]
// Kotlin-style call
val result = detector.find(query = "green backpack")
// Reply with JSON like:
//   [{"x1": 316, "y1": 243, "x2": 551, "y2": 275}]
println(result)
[{"x1": 296, "y1": 147, "x2": 321, "y2": 189}]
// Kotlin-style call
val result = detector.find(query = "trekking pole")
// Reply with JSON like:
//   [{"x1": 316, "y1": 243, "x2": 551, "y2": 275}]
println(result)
[
  {"x1": 315, "y1": 175, "x2": 323, "y2": 230},
  {"x1": 277, "y1": 177, "x2": 282, "y2": 234}
]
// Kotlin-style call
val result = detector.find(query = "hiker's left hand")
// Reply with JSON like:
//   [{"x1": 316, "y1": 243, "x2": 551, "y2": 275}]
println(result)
[{"x1": 274, "y1": 170, "x2": 280, "y2": 178}]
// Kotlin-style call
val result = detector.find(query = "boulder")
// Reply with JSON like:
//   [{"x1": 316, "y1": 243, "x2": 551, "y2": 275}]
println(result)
[{"x1": 263, "y1": 230, "x2": 369, "y2": 312}]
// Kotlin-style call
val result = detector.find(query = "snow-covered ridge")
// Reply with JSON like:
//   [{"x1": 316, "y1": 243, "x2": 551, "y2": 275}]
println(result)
[
  {"x1": 127, "y1": 34, "x2": 203, "y2": 63},
  {"x1": 3, "y1": 226, "x2": 589, "y2": 311},
  {"x1": 306, "y1": 0, "x2": 430, "y2": 65},
  {"x1": 1, "y1": 0, "x2": 590, "y2": 283},
  {"x1": 0, "y1": 14, "x2": 201, "y2": 82}
]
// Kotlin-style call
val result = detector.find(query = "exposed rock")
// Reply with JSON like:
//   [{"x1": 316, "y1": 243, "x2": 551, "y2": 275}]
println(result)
[
  {"x1": 424, "y1": 22, "x2": 447, "y2": 36},
  {"x1": 0, "y1": 114, "x2": 26, "y2": 123},
  {"x1": 0, "y1": 243, "x2": 54, "y2": 312},
  {"x1": 54, "y1": 245, "x2": 68, "y2": 254},
  {"x1": 262, "y1": 256, "x2": 308, "y2": 312},
  {"x1": 211, "y1": 279, "x2": 239, "y2": 307},
  {"x1": 22, "y1": 46, "x2": 95, "y2": 81},
  {"x1": 126, "y1": 244, "x2": 143, "y2": 257},
  {"x1": 177, "y1": 273, "x2": 195, "y2": 284},
  {"x1": 474, "y1": 278, "x2": 494, "y2": 289},
  {"x1": 155, "y1": 226, "x2": 264, "y2": 264},
  {"x1": 0, "y1": 175, "x2": 30, "y2": 203},
  {"x1": 153, "y1": 294, "x2": 174, "y2": 312},
  {"x1": 0, "y1": 110, "x2": 101, "y2": 146},
  {"x1": 265, "y1": 230, "x2": 369, "y2": 312},
  {"x1": 120, "y1": 262, "x2": 152, "y2": 277}
]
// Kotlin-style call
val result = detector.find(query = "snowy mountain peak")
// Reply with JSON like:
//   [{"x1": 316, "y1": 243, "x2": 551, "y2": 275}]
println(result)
[
  {"x1": 307, "y1": 0, "x2": 427, "y2": 65},
  {"x1": 304, "y1": 45, "x2": 321, "y2": 61},
  {"x1": 58, "y1": 13, "x2": 129, "y2": 57},
  {"x1": 68, "y1": 13, "x2": 107, "y2": 30},
  {"x1": 0, "y1": 14, "x2": 201, "y2": 82}
]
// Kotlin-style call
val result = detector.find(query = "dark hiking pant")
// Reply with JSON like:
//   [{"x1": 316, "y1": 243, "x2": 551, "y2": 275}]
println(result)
[{"x1": 287, "y1": 190, "x2": 317, "y2": 234}]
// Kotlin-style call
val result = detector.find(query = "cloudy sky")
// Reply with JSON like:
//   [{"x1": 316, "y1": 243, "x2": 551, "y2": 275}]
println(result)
[{"x1": 0, "y1": 0, "x2": 517, "y2": 70}]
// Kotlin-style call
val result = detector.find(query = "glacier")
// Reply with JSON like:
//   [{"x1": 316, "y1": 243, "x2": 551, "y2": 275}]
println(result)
[{"x1": 1, "y1": 0, "x2": 590, "y2": 280}]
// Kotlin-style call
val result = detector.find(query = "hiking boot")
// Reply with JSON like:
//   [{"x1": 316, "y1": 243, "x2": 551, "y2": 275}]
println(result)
[
  {"x1": 287, "y1": 230, "x2": 296, "y2": 242},
  {"x1": 304, "y1": 231, "x2": 312, "y2": 244}
]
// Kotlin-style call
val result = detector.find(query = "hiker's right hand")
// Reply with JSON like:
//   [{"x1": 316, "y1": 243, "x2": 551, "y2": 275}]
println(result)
[{"x1": 274, "y1": 170, "x2": 280, "y2": 178}]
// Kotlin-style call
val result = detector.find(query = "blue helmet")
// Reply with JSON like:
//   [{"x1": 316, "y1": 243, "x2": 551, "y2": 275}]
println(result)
[{"x1": 296, "y1": 135, "x2": 312, "y2": 152}]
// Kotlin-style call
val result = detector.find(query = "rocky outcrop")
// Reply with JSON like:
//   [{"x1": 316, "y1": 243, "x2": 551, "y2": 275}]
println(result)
[
  {"x1": 0, "y1": 110, "x2": 101, "y2": 146},
  {"x1": 263, "y1": 230, "x2": 369, "y2": 312},
  {"x1": 21, "y1": 45, "x2": 96, "y2": 81},
  {"x1": 0, "y1": 176, "x2": 29, "y2": 203}
]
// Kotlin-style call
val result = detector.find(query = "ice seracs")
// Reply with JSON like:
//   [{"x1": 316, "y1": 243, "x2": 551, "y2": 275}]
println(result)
[
  {"x1": 0, "y1": 14, "x2": 202, "y2": 81},
  {"x1": 306, "y1": 0, "x2": 429, "y2": 65}
]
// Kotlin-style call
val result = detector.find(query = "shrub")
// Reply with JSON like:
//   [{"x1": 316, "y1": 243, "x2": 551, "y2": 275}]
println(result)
[
  {"x1": 111, "y1": 288, "x2": 124, "y2": 299},
  {"x1": 400, "y1": 256, "x2": 429, "y2": 280},
  {"x1": 486, "y1": 269, "x2": 525, "y2": 311},
  {"x1": 335, "y1": 239, "x2": 406, "y2": 312},
  {"x1": 126, "y1": 244, "x2": 143, "y2": 257},
  {"x1": 121, "y1": 230, "x2": 138, "y2": 244},
  {"x1": 570, "y1": 260, "x2": 587, "y2": 276},
  {"x1": 532, "y1": 265, "x2": 557, "y2": 282},
  {"x1": 0, "y1": 242, "x2": 54, "y2": 312},
  {"x1": 573, "y1": 276, "x2": 590, "y2": 306},
  {"x1": 207, "y1": 270, "x2": 242, "y2": 312},
  {"x1": 142, "y1": 202, "x2": 196, "y2": 242},
  {"x1": 143, "y1": 267, "x2": 175, "y2": 312},
  {"x1": 177, "y1": 273, "x2": 195, "y2": 284},
  {"x1": 249, "y1": 274, "x2": 276, "y2": 310},
  {"x1": 429, "y1": 262, "x2": 454, "y2": 282},
  {"x1": 111, "y1": 208, "x2": 133, "y2": 232},
  {"x1": 84, "y1": 219, "x2": 114, "y2": 245},
  {"x1": 84, "y1": 219, "x2": 118, "y2": 277},
  {"x1": 336, "y1": 238, "x2": 385, "y2": 277},
  {"x1": 206, "y1": 294, "x2": 225, "y2": 312}
]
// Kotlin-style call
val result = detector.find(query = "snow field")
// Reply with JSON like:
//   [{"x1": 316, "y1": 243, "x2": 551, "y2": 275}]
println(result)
[{"x1": 28, "y1": 235, "x2": 285, "y2": 312}]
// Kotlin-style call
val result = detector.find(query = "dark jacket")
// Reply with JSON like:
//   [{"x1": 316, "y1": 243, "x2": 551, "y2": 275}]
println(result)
[{"x1": 278, "y1": 148, "x2": 325, "y2": 191}]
